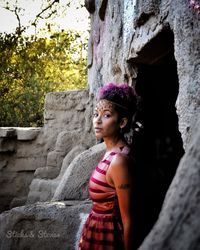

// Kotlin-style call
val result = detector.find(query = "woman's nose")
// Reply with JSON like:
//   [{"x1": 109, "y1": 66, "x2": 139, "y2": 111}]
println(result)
[{"x1": 95, "y1": 115, "x2": 102, "y2": 124}]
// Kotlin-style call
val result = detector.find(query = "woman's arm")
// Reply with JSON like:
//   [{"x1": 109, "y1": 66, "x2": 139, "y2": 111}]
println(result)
[{"x1": 106, "y1": 154, "x2": 133, "y2": 250}]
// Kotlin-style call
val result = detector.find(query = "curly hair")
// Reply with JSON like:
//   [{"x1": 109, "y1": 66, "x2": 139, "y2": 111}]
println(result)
[
  {"x1": 96, "y1": 82, "x2": 139, "y2": 137},
  {"x1": 97, "y1": 83, "x2": 137, "y2": 115}
]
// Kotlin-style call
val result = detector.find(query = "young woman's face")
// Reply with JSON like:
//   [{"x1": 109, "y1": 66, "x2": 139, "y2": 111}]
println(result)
[{"x1": 93, "y1": 99, "x2": 121, "y2": 140}]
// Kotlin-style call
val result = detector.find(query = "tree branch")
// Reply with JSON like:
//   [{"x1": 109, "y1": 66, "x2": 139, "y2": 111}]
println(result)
[
  {"x1": 2, "y1": 5, "x2": 25, "y2": 36},
  {"x1": 33, "y1": 0, "x2": 59, "y2": 24}
]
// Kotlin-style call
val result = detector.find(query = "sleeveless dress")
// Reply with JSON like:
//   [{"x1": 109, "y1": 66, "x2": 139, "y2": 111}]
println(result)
[{"x1": 78, "y1": 146, "x2": 130, "y2": 250}]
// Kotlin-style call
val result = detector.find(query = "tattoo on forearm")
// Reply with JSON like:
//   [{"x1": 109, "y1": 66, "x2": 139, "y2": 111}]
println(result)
[{"x1": 118, "y1": 183, "x2": 130, "y2": 189}]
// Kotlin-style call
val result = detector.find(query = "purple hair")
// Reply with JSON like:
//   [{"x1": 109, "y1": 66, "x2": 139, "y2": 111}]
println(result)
[{"x1": 97, "y1": 82, "x2": 137, "y2": 116}]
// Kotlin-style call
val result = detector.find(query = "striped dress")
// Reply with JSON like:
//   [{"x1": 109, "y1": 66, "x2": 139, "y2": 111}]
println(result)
[{"x1": 78, "y1": 146, "x2": 130, "y2": 250}]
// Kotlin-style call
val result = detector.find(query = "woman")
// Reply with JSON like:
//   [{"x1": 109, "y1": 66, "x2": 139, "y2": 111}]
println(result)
[{"x1": 78, "y1": 82, "x2": 138, "y2": 250}]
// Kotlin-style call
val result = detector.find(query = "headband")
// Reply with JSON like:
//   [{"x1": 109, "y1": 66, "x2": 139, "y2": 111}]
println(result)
[{"x1": 98, "y1": 99, "x2": 130, "y2": 111}]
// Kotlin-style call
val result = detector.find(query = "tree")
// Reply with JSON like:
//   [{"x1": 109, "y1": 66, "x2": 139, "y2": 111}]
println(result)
[
  {"x1": 0, "y1": 30, "x2": 88, "y2": 127},
  {"x1": 0, "y1": 0, "x2": 89, "y2": 127},
  {"x1": 0, "y1": 0, "x2": 86, "y2": 36}
]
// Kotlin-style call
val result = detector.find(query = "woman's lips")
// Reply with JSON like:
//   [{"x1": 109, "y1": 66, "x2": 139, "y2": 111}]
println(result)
[{"x1": 94, "y1": 127, "x2": 102, "y2": 132}]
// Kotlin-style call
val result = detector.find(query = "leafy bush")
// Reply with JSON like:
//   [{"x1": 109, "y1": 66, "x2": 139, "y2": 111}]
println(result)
[{"x1": 0, "y1": 31, "x2": 87, "y2": 127}]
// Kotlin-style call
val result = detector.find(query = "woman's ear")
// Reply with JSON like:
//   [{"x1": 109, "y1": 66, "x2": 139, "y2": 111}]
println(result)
[{"x1": 120, "y1": 117, "x2": 128, "y2": 129}]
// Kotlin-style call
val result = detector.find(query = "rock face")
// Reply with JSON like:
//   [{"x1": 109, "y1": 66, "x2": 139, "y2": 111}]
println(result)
[
  {"x1": 0, "y1": 201, "x2": 91, "y2": 250},
  {"x1": 87, "y1": 0, "x2": 200, "y2": 149},
  {"x1": 0, "y1": 90, "x2": 96, "y2": 212},
  {"x1": 0, "y1": 141, "x2": 105, "y2": 250},
  {"x1": 0, "y1": 0, "x2": 200, "y2": 250},
  {"x1": 52, "y1": 142, "x2": 105, "y2": 201},
  {"x1": 86, "y1": 0, "x2": 200, "y2": 249},
  {"x1": 0, "y1": 127, "x2": 44, "y2": 212}
]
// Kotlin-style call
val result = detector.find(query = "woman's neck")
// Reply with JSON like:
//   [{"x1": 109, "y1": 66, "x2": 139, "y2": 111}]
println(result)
[{"x1": 103, "y1": 136, "x2": 126, "y2": 152}]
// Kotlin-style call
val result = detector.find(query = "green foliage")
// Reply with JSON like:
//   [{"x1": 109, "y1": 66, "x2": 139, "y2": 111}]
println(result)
[{"x1": 0, "y1": 30, "x2": 88, "y2": 127}]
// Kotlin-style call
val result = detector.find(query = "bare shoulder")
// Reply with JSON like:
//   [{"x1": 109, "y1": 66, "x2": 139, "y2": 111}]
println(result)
[
  {"x1": 106, "y1": 152, "x2": 132, "y2": 188},
  {"x1": 111, "y1": 152, "x2": 130, "y2": 169},
  {"x1": 108, "y1": 153, "x2": 131, "y2": 176}
]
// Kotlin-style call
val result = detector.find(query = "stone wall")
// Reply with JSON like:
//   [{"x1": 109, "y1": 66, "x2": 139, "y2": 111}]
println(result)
[
  {"x1": 0, "y1": 90, "x2": 96, "y2": 212},
  {"x1": 26, "y1": 90, "x2": 96, "y2": 204},
  {"x1": 0, "y1": 127, "x2": 42, "y2": 212}
]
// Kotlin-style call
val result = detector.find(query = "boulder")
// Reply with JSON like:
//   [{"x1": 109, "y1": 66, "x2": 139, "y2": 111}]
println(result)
[
  {"x1": 53, "y1": 142, "x2": 106, "y2": 201},
  {"x1": 0, "y1": 200, "x2": 91, "y2": 250}
]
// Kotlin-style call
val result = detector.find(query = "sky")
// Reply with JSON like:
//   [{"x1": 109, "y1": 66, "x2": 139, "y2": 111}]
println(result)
[{"x1": 0, "y1": 0, "x2": 90, "y2": 35}]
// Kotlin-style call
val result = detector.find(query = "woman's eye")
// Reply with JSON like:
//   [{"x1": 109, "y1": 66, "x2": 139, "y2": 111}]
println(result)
[
  {"x1": 104, "y1": 113, "x2": 111, "y2": 118},
  {"x1": 93, "y1": 113, "x2": 98, "y2": 118}
]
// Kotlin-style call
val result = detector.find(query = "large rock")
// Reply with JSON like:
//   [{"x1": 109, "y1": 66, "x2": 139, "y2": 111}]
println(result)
[
  {"x1": 87, "y1": 0, "x2": 200, "y2": 148},
  {"x1": 0, "y1": 200, "x2": 91, "y2": 250},
  {"x1": 86, "y1": 1, "x2": 200, "y2": 249},
  {"x1": 53, "y1": 142, "x2": 106, "y2": 201},
  {"x1": 26, "y1": 130, "x2": 95, "y2": 204}
]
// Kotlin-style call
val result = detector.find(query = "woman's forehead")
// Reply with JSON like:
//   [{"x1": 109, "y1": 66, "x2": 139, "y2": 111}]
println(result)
[{"x1": 95, "y1": 99, "x2": 115, "y2": 111}]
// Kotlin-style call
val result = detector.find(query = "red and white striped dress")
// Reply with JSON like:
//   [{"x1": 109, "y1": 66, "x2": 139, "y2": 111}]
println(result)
[{"x1": 78, "y1": 146, "x2": 130, "y2": 250}]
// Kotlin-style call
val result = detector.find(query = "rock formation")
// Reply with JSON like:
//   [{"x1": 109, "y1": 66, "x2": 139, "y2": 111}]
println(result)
[
  {"x1": 86, "y1": 0, "x2": 200, "y2": 249},
  {"x1": 0, "y1": 0, "x2": 200, "y2": 249}
]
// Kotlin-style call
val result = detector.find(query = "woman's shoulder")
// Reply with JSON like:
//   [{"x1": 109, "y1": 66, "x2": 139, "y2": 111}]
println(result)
[
  {"x1": 106, "y1": 152, "x2": 132, "y2": 186},
  {"x1": 115, "y1": 150, "x2": 129, "y2": 160},
  {"x1": 103, "y1": 145, "x2": 130, "y2": 168},
  {"x1": 111, "y1": 145, "x2": 130, "y2": 155},
  {"x1": 110, "y1": 150, "x2": 130, "y2": 170}
]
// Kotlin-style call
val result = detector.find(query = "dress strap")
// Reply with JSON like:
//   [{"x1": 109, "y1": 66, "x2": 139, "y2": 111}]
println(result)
[{"x1": 101, "y1": 145, "x2": 129, "y2": 164}]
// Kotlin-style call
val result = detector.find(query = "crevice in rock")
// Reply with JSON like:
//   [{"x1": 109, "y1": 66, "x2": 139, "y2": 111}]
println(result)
[
  {"x1": 99, "y1": 0, "x2": 108, "y2": 21},
  {"x1": 136, "y1": 11, "x2": 155, "y2": 26},
  {"x1": 128, "y1": 28, "x2": 185, "y2": 249}
]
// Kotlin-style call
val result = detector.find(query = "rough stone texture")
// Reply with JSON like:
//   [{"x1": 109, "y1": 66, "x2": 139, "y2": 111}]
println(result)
[
  {"x1": 86, "y1": 0, "x2": 200, "y2": 249},
  {"x1": 0, "y1": 90, "x2": 95, "y2": 211},
  {"x1": 16, "y1": 128, "x2": 41, "y2": 141},
  {"x1": 0, "y1": 127, "x2": 41, "y2": 141},
  {"x1": 25, "y1": 90, "x2": 96, "y2": 204},
  {"x1": 87, "y1": 0, "x2": 200, "y2": 148},
  {"x1": 0, "y1": 138, "x2": 15, "y2": 153},
  {"x1": 26, "y1": 131, "x2": 96, "y2": 204},
  {"x1": 26, "y1": 147, "x2": 86, "y2": 204},
  {"x1": 87, "y1": 1, "x2": 125, "y2": 93},
  {"x1": 0, "y1": 128, "x2": 45, "y2": 213},
  {"x1": 53, "y1": 142, "x2": 106, "y2": 201},
  {"x1": 44, "y1": 90, "x2": 92, "y2": 128},
  {"x1": 26, "y1": 90, "x2": 97, "y2": 204},
  {"x1": 171, "y1": 1, "x2": 200, "y2": 148},
  {"x1": 0, "y1": 201, "x2": 91, "y2": 250},
  {"x1": 0, "y1": 128, "x2": 16, "y2": 138}
]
